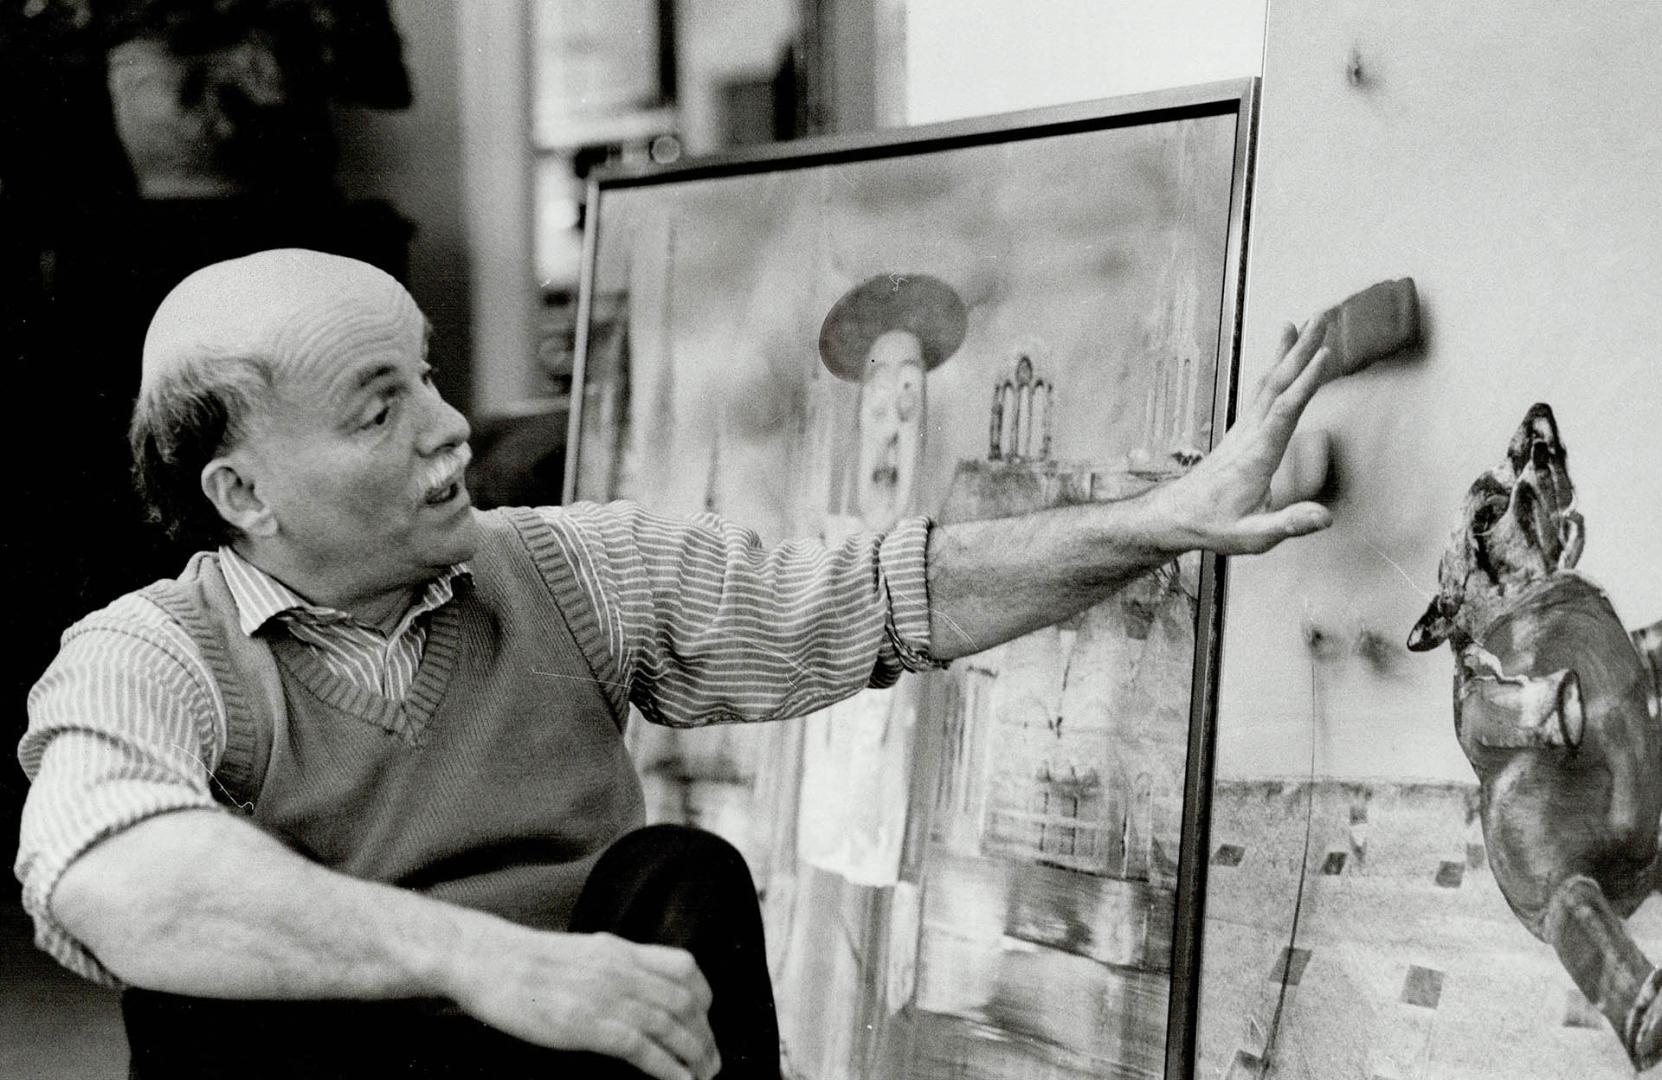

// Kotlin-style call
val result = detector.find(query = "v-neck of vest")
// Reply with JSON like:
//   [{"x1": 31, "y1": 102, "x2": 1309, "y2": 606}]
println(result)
[{"x1": 270, "y1": 598, "x2": 463, "y2": 744}]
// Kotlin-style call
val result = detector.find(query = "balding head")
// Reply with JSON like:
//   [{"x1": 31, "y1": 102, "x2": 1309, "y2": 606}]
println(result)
[
  {"x1": 141, "y1": 249, "x2": 411, "y2": 397},
  {"x1": 131, "y1": 249, "x2": 418, "y2": 549}
]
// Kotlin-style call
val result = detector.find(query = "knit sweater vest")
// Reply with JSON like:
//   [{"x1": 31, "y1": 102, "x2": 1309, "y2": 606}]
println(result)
[{"x1": 141, "y1": 507, "x2": 645, "y2": 932}]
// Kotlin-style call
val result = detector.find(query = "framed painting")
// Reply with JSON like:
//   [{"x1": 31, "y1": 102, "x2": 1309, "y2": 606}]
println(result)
[{"x1": 566, "y1": 80, "x2": 1258, "y2": 1079}]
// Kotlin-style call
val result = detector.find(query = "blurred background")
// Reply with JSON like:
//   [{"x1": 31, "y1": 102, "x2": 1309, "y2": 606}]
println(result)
[{"x1": 1, "y1": 1, "x2": 1265, "y2": 1074}]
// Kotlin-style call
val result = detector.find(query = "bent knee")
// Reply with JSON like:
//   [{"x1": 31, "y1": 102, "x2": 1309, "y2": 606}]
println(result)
[{"x1": 603, "y1": 824, "x2": 752, "y2": 882}]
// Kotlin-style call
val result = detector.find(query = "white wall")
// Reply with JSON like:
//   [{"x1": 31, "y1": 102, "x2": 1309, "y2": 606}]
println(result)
[
  {"x1": 1216, "y1": 0, "x2": 1662, "y2": 781},
  {"x1": 903, "y1": 0, "x2": 1266, "y2": 123},
  {"x1": 679, "y1": 0, "x2": 798, "y2": 153},
  {"x1": 456, "y1": 1, "x2": 540, "y2": 415}
]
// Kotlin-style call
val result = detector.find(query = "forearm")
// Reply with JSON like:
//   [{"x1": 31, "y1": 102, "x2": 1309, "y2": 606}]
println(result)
[
  {"x1": 49, "y1": 808, "x2": 723, "y2": 1077},
  {"x1": 925, "y1": 492, "x2": 1182, "y2": 660},
  {"x1": 50, "y1": 808, "x2": 471, "y2": 1001}
]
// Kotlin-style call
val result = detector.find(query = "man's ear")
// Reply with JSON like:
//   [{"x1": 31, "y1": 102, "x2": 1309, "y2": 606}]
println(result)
[{"x1": 201, "y1": 456, "x2": 276, "y2": 538}]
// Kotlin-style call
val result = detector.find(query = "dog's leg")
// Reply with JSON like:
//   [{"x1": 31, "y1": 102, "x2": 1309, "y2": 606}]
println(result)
[
  {"x1": 1633, "y1": 618, "x2": 1662, "y2": 723},
  {"x1": 1456, "y1": 645, "x2": 1585, "y2": 749},
  {"x1": 1544, "y1": 875, "x2": 1662, "y2": 1070},
  {"x1": 1559, "y1": 509, "x2": 1586, "y2": 571}
]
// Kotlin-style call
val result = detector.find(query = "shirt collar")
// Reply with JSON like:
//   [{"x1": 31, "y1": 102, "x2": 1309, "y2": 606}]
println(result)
[{"x1": 217, "y1": 546, "x2": 471, "y2": 639}]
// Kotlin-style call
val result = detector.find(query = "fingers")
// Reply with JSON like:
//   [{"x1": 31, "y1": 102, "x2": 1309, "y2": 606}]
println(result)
[
  {"x1": 1278, "y1": 501, "x2": 1333, "y2": 537},
  {"x1": 1226, "y1": 502, "x2": 1333, "y2": 554},
  {"x1": 593, "y1": 1019, "x2": 696, "y2": 1080},
  {"x1": 1249, "y1": 318, "x2": 1329, "y2": 422},
  {"x1": 453, "y1": 927, "x2": 720, "y2": 1080},
  {"x1": 1268, "y1": 344, "x2": 1333, "y2": 429},
  {"x1": 606, "y1": 997, "x2": 721, "y2": 1080},
  {"x1": 1170, "y1": 315, "x2": 1351, "y2": 557},
  {"x1": 1268, "y1": 430, "x2": 1332, "y2": 510},
  {"x1": 603, "y1": 939, "x2": 719, "y2": 1079},
  {"x1": 1276, "y1": 320, "x2": 1299, "y2": 357},
  {"x1": 630, "y1": 941, "x2": 716, "y2": 1013}
]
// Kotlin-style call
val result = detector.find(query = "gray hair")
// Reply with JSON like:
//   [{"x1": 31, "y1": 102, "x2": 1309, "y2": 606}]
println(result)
[{"x1": 129, "y1": 351, "x2": 274, "y2": 549}]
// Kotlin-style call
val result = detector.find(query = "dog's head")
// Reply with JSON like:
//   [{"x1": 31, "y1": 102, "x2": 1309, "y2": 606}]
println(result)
[{"x1": 1407, "y1": 403, "x2": 1585, "y2": 652}]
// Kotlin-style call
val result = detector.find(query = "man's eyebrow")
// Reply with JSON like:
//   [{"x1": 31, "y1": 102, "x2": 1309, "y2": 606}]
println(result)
[{"x1": 353, "y1": 362, "x2": 402, "y2": 391}]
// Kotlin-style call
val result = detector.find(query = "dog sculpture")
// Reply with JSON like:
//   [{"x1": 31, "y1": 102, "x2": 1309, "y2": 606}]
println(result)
[{"x1": 1408, "y1": 402, "x2": 1662, "y2": 1070}]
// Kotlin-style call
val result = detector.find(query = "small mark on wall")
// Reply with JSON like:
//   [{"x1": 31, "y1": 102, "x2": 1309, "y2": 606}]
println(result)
[
  {"x1": 1563, "y1": 989, "x2": 1604, "y2": 1029},
  {"x1": 1269, "y1": 946, "x2": 1313, "y2": 986},
  {"x1": 1347, "y1": 44, "x2": 1366, "y2": 88},
  {"x1": 1213, "y1": 843, "x2": 1245, "y2": 867},
  {"x1": 1401, "y1": 965, "x2": 1444, "y2": 1009},
  {"x1": 1320, "y1": 851, "x2": 1348, "y2": 875},
  {"x1": 1434, "y1": 860, "x2": 1465, "y2": 888}
]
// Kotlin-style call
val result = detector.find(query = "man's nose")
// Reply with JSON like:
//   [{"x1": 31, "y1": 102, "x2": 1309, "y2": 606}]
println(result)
[{"x1": 420, "y1": 389, "x2": 472, "y2": 453}]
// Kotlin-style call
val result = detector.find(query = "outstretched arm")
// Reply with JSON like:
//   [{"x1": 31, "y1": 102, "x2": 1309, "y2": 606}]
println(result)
[
  {"x1": 53, "y1": 809, "x2": 721, "y2": 1080},
  {"x1": 925, "y1": 319, "x2": 1338, "y2": 660}
]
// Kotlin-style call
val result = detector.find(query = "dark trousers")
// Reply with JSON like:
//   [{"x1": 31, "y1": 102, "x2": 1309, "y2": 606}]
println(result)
[{"x1": 122, "y1": 825, "x2": 780, "y2": 1079}]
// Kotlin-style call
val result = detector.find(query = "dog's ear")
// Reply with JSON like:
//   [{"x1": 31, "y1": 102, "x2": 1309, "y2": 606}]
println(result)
[{"x1": 1407, "y1": 596, "x2": 1455, "y2": 651}]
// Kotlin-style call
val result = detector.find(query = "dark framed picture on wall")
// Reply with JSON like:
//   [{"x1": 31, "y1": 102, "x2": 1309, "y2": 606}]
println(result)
[{"x1": 566, "y1": 80, "x2": 1258, "y2": 1079}]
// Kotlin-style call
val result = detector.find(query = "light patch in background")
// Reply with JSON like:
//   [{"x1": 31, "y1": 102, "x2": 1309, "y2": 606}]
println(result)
[{"x1": 904, "y1": 0, "x2": 1267, "y2": 124}]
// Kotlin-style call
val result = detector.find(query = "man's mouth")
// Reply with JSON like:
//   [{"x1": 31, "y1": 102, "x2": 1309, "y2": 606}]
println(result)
[
  {"x1": 424, "y1": 480, "x2": 464, "y2": 506},
  {"x1": 421, "y1": 446, "x2": 472, "y2": 507}
]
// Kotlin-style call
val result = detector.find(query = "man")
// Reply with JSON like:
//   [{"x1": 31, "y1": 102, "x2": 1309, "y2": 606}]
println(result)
[{"x1": 18, "y1": 249, "x2": 1345, "y2": 1080}]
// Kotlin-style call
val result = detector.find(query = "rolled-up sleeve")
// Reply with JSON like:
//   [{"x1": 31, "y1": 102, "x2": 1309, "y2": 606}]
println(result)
[
  {"x1": 15, "y1": 596, "x2": 226, "y2": 986},
  {"x1": 537, "y1": 502, "x2": 941, "y2": 727},
  {"x1": 875, "y1": 515, "x2": 941, "y2": 676}
]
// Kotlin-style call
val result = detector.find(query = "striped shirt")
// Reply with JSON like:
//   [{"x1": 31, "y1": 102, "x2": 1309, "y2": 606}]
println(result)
[
  {"x1": 17, "y1": 501, "x2": 938, "y2": 984},
  {"x1": 217, "y1": 546, "x2": 469, "y2": 700}
]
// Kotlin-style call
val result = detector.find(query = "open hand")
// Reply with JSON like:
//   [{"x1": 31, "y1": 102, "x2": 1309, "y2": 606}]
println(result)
[
  {"x1": 447, "y1": 922, "x2": 720, "y2": 1080},
  {"x1": 1148, "y1": 319, "x2": 1337, "y2": 555}
]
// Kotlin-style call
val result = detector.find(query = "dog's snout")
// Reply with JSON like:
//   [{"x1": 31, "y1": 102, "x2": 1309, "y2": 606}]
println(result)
[{"x1": 1509, "y1": 402, "x2": 1562, "y2": 473}]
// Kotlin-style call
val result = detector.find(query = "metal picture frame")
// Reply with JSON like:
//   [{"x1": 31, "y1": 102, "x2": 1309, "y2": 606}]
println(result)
[{"x1": 565, "y1": 78, "x2": 1258, "y2": 1080}]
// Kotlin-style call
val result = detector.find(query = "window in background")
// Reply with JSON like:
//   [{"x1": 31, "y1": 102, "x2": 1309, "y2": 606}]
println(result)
[{"x1": 527, "y1": 0, "x2": 800, "y2": 409}]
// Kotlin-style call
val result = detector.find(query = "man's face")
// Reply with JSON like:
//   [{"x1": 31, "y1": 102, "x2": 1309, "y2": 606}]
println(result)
[
  {"x1": 234, "y1": 284, "x2": 478, "y2": 603},
  {"x1": 855, "y1": 330, "x2": 926, "y2": 529}
]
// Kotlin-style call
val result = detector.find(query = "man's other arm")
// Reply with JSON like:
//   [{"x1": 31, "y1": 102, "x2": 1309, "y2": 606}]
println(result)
[
  {"x1": 926, "y1": 320, "x2": 1338, "y2": 660},
  {"x1": 22, "y1": 617, "x2": 719, "y2": 1080},
  {"x1": 51, "y1": 811, "x2": 720, "y2": 1080}
]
